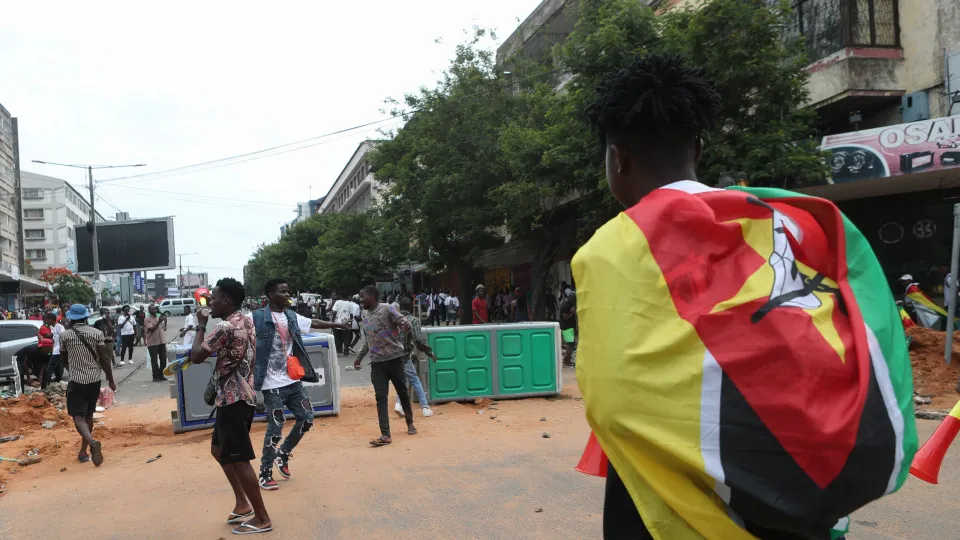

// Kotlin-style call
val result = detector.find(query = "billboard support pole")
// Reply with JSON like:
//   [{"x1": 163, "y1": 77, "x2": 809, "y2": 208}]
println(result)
[{"x1": 946, "y1": 203, "x2": 960, "y2": 364}]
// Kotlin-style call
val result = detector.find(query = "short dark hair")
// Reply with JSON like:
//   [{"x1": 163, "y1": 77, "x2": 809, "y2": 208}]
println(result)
[
  {"x1": 398, "y1": 297, "x2": 413, "y2": 312},
  {"x1": 586, "y1": 53, "x2": 720, "y2": 146},
  {"x1": 360, "y1": 285, "x2": 379, "y2": 298},
  {"x1": 264, "y1": 278, "x2": 287, "y2": 295},
  {"x1": 217, "y1": 278, "x2": 246, "y2": 308}
]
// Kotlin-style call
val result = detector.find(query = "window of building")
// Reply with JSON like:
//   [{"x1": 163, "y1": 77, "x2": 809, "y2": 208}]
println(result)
[
  {"x1": 24, "y1": 208, "x2": 43, "y2": 220},
  {"x1": 787, "y1": 0, "x2": 900, "y2": 62},
  {"x1": 25, "y1": 249, "x2": 46, "y2": 260},
  {"x1": 24, "y1": 229, "x2": 45, "y2": 240},
  {"x1": 22, "y1": 188, "x2": 43, "y2": 199}
]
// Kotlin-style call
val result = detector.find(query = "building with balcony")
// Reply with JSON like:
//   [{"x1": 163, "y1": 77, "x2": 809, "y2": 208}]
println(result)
[
  {"x1": 319, "y1": 141, "x2": 381, "y2": 215},
  {"x1": 505, "y1": 0, "x2": 960, "y2": 303},
  {"x1": 20, "y1": 171, "x2": 107, "y2": 272}
]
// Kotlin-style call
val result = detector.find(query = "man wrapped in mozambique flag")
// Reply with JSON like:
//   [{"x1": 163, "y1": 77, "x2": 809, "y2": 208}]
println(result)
[{"x1": 574, "y1": 54, "x2": 917, "y2": 539}]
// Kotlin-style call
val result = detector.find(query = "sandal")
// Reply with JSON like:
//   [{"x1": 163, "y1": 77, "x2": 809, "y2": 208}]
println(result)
[
  {"x1": 78, "y1": 453, "x2": 90, "y2": 463},
  {"x1": 227, "y1": 510, "x2": 255, "y2": 524},
  {"x1": 232, "y1": 521, "x2": 273, "y2": 535},
  {"x1": 369, "y1": 436, "x2": 391, "y2": 447}
]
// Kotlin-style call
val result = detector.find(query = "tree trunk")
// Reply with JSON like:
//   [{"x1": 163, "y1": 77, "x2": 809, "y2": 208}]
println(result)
[
  {"x1": 457, "y1": 261, "x2": 476, "y2": 325},
  {"x1": 530, "y1": 232, "x2": 561, "y2": 321}
]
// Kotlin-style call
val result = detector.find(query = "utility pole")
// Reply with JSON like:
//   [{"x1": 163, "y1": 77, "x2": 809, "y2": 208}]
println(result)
[
  {"x1": 87, "y1": 166, "x2": 99, "y2": 282},
  {"x1": 31, "y1": 160, "x2": 145, "y2": 308},
  {"x1": 177, "y1": 252, "x2": 197, "y2": 297}
]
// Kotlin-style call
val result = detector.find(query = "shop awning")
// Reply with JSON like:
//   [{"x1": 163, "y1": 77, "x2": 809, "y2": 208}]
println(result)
[{"x1": 798, "y1": 165, "x2": 960, "y2": 202}]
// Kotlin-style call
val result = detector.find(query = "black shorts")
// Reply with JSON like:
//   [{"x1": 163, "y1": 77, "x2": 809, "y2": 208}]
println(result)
[
  {"x1": 212, "y1": 401, "x2": 255, "y2": 465},
  {"x1": 66, "y1": 381, "x2": 102, "y2": 417}
]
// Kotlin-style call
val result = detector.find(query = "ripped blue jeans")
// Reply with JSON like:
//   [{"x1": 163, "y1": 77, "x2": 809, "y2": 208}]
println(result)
[{"x1": 260, "y1": 381, "x2": 313, "y2": 473}]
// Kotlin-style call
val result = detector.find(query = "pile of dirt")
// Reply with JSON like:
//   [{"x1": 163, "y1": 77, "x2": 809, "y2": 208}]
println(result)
[
  {"x1": 0, "y1": 394, "x2": 64, "y2": 434},
  {"x1": 95, "y1": 423, "x2": 169, "y2": 440},
  {"x1": 906, "y1": 327, "x2": 960, "y2": 396}
]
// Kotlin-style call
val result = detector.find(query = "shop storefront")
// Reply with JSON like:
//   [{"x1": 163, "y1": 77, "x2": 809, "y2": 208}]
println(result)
[{"x1": 799, "y1": 113, "x2": 960, "y2": 300}]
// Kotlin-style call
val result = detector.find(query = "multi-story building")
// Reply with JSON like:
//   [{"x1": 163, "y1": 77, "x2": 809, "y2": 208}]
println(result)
[
  {"x1": 279, "y1": 198, "x2": 325, "y2": 237},
  {"x1": 319, "y1": 141, "x2": 381, "y2": 214},
  {"x1": 0, "y1": 104, "x2": 22, "y2": 277},
  {"x1": 20, "y1": 171, "x2": 107, "y2": 272}
]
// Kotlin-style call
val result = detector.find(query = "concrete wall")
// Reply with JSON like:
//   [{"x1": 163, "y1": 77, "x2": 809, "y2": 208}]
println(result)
[{"x1": 496, "y1": 0, "x2": 572, "y2": 65}]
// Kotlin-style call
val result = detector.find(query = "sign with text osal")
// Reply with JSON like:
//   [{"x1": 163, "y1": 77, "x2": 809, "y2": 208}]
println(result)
[{"x1": 822, "y1": 114, "x2": 960, "y2": 183}]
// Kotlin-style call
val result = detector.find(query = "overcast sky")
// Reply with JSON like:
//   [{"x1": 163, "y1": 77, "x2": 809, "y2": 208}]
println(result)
[{"x1": 0, "y1": 0, "x2": 541, "y2": 286}]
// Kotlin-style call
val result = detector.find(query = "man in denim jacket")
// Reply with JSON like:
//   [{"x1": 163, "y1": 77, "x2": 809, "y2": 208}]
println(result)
[{"x1": 250, "y1": 278, "x2": 346, "y2": 491}]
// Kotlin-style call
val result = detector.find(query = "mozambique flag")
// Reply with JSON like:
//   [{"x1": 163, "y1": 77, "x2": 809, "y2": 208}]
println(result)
[
  {"x1": 573, "y1": 181, "x2": 917, "y2": 539},
  {"x1": 904, "y1": 283, "x2": 947, "y2": 328},
  {"x1": 899, "y1": 307, "x2": 916, "y2": 329}
]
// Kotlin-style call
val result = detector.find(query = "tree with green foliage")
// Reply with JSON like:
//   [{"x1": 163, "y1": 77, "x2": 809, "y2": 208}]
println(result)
[
  {"x1": 52, "y1": 272, "x2": 95, "y2": 305},
  {"x1": 244, "y1": 211, "x2": 405, "y2": 298},
  {"x1": 371, "y1": 29, "x2": 521, "y2": 321},
  {"x1": 657, "y1": 0, "x2": 826, "y2": 188},
  {"x1": 492, "y1": 0, "x2": 824, "y2": 312},
  {"x1": 310, "y1": 211, "x2": 407, "y2": 296}
]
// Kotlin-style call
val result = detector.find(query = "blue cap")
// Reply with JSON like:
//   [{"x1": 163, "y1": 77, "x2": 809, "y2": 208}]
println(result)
[{"x1": 66, "y1": 304, "x2": 91, "y2": 321}]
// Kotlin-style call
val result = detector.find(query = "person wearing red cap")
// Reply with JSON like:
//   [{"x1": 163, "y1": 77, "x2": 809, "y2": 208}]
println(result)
[{"x1": 510, "y1": 288, "x2": 532, "y2": 322}]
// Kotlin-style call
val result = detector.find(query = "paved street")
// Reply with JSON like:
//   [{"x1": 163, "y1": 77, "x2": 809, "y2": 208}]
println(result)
[{"x1": 113, "y1": 315, "x2": 190, "y2": 406}]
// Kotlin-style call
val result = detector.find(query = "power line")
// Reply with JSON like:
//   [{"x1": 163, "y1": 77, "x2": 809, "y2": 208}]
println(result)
[
  {"x1": 102, "y1": 183, "x2": 294, "y2": 208},
  {"x1": 97, "y1": 122, "x2": 393, "y2": 188},
  {"x1": 96, "y1": 117, "x2": 406, "y2": 186},
  {"x1": 95, "y1": 68, "x2": 562, "y2": 186}
]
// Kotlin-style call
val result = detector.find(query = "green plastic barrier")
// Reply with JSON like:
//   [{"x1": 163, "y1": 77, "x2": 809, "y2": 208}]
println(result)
[{"x1": 425, "y1": 322, "x2": 561, "y2": 403}]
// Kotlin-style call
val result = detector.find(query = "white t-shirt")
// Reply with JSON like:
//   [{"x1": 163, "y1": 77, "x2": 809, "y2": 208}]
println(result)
[
  {"x1": 182, "y1": 313, "x2": 198, "y2": 346},
  {"x1": 117, "y1": 314, "x2": 136, "y2": 336},
  {"x1": 332, "y1": 300, "x2": 354, "y2": 325},
  {"x1": 247, "y1": 312, "x2": 313, "y2": 391},
  {"x1": 349, "y1": 302, "x2": 360, "y2": 330},
  {"x1": 52, "y1": 323, "x2": 65, "y2": 355},
  {"x1": 445, "y1": 296, "x2": 460, "y2": 309}
]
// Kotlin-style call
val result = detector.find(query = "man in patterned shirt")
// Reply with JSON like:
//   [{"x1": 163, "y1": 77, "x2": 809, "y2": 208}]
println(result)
[
  {"x1": 188, "y1": 278, "x2": 272, "y2": 535},
  {"x1": 393, "y1": 296, "x2": 436, "y2": 418},
  {"x1": 353, "y1": 285, "x2": 416, "y2": 446}
]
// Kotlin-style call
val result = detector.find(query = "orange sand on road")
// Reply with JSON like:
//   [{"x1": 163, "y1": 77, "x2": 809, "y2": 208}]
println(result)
[{"x1": 1, "y1": 381, "x2": 602, "y2": 539}]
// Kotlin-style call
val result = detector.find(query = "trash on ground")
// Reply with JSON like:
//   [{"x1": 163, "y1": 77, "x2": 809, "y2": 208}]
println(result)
[
  {"x1": 542, "y1": 432, "x2": 551, "y2": 438},
  {"x1": 0, "y1": 435, "x2": 23, "y2": 444},
  {"x1": 41, "y1": 420, "x2": 56, "y2": 429},
  {"x1": 98, "y1": 388, "x2": 116, "y2": 409},
  {"x1": 146, "y1": 454, "x2": 162, "y2": 463}
]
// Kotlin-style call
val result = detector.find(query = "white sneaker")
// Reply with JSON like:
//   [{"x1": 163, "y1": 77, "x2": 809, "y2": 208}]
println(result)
[
  {"x1": 422, "y1": 408, "x2": 433, "y2": 417},
  {"x1": 394, "y1": 403, "x2": 404, "y2": 417},
  {"x1": 119, "y1": 361, "x2": 126, "y2": 366}
]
